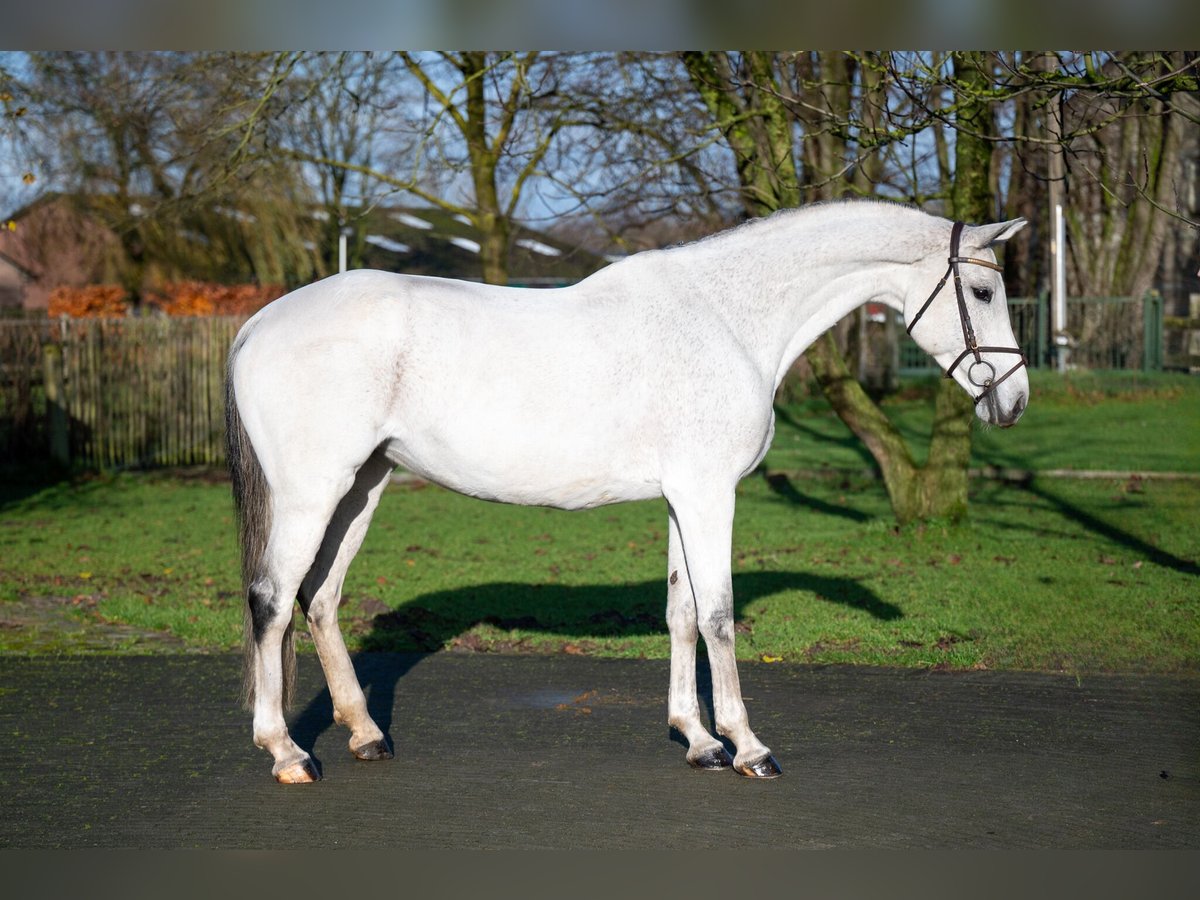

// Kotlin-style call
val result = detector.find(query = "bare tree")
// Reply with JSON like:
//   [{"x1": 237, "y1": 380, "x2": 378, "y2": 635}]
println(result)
[
  {"x1": 271, "y1": 51, "x2": 408, "y2": 274},
  {"x1": 531, "y1": 52, "x2": 743, "y2": 252},
  {"x1": 887, "y1": 50, "x2": 1199, "y2": 299},
  {"x1": 15, "y1": 51, "x2": 323, "y2": 297},
  {"x1": 1052, "y1": 52, "x2": 1195, "y2": 299},
  {"x1": 878, "y1": 50, "x2": 1199, "y2": 373},
  {"x1": 1, "y1": 53, "x2": 37, "y2": 216},
  {"x1": 395, "y1": 51, "x2": 581, "y2": 284},
  {"x1": 20, "y1": 51, "x2": 189, "y2": 301},
  {"x1": 259, "y1": 52, "x2": 583, "y2": 286}
]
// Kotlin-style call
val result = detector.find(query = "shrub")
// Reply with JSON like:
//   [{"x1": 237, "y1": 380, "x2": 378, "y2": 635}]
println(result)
[
  {"x1": 147, "y1": 281, "x2": 285, "y2": 316},
  {"x1": 48, "y1": 284, "x2": 130, "y2": 317}
]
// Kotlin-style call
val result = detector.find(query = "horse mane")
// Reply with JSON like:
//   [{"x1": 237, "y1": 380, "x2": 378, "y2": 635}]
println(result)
[
  {"x1": 675, "y1": 199, "x2": 938, "y2": 247},
  {"x1": 658, "y1": 199, "x2": 943, "y2": 263}
]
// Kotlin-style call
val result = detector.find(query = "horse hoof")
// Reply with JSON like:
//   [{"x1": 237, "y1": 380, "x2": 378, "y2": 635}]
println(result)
[
  {"x1": 688, "y1": 746, "x2": 734, "y2": 770},
  {"x1": 352, "y1": 739, "x2": 393, "y2": 761},
  {"x1": 735, "y1": 754, "x2": 782, "y2": 779},
  {"x1": 274, "y1": 758, "x2": 321, "y2": 784}
]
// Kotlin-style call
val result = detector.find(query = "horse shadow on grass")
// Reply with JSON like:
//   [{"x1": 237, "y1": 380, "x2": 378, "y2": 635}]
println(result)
[{"x1": 287, "y1": 570, "x2": 902, "y2": 766}]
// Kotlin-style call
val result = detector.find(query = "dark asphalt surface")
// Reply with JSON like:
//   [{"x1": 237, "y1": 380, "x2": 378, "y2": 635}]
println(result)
[{"x1": 0, "y1": 652, "x2": 1196, "y2": 849}]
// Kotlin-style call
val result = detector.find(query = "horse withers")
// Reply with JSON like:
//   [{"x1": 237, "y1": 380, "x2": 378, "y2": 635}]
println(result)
[{"x1": 225, "y1": 201, "x2": 1028, "y2": 783}]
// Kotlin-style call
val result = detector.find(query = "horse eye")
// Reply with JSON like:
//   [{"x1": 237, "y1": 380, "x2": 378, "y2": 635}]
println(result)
[{"x1": 973, "y1": 287, "x2": 993, "y2": 303}]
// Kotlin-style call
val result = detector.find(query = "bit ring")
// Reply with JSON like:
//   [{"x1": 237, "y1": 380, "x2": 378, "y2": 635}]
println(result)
[{"x1": 968, "y1": 359, "x2": 996, "y2": 389}]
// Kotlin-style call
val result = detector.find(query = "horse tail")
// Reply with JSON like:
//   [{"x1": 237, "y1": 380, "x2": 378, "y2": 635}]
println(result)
[{"x1": 225, "y1": 333, "x2": 296, "y2": 711}]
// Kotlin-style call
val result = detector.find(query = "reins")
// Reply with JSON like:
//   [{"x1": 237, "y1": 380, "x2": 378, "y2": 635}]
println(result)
[{"x1": 906, "y1": 220, "x2": 1027, "y2": 406}]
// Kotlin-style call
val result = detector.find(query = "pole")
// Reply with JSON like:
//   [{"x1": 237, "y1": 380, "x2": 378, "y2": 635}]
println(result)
[
  {"x1": 1047, "y1": 72, "x2": 1070, "y2": 374},
  {"x1": 1053, "y1": 202, "x2": 1068, "y2": 372}
]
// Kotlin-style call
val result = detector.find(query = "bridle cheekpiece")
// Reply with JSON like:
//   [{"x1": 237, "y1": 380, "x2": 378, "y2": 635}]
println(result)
[{"x1": 905, "y1": 220, "x2": 1027, "y2": 406}]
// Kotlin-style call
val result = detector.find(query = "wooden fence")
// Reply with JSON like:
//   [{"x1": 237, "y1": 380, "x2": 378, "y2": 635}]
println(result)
[{"x1": 1, "y1": 316, "x2": 248, "y2": 469}]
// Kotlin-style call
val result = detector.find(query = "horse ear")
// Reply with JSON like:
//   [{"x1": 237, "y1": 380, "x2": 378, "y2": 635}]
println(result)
[{"x1": 968, "y1": 218, "x2": 1027, "y2": 248}]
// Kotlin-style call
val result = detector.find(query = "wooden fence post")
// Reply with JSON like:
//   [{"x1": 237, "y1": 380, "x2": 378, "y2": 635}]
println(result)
[{"x1": 42, "y1": 342, "x2": 70, "y2": 466}]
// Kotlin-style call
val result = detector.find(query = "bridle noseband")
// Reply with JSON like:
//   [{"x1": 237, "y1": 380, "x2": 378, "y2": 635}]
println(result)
[{"x1": 906, "y1": 220, "x2": 1027, "y2": 406}]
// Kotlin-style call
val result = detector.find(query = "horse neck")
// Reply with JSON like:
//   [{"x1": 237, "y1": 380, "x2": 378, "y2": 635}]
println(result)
[{"x1": 676, "y1": 208, "x2": 930, "y2": 391}]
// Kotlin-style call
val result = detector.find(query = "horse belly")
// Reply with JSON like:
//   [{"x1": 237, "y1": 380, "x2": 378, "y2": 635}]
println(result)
[{"x1": 381, "y1": 404, "x2": 661, "y2": 511}]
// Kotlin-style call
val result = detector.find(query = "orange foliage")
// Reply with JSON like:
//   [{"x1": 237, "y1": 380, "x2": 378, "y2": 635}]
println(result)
[
  {"x1": 48, "y1": 284, "x2": 130, "y2": 318},
  {"x1": 148, "y1": 282, "x2": 286, "y2": 316},
  {"x1": 47, "y1": 281, "x2": 285, "y2": 318}
]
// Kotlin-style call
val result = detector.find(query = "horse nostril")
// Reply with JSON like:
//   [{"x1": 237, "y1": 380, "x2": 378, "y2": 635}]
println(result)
[{"x1": 1002, "y1": 395, "x2": 1026, "y2": 427}]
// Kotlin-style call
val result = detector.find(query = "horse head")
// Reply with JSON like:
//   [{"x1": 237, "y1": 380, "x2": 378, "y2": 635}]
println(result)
[{"x1": 905, "y1": 217, "x2": 1029, "y2": 428}]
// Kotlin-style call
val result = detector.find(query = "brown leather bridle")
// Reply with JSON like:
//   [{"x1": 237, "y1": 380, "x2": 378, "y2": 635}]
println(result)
[{"x1": 906, "y1": 220, "x2": 1027, "y2": 406}]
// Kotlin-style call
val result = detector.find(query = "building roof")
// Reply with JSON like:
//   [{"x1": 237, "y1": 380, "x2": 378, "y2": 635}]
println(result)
[
  {"x1": 0, "y1": 248, "x2": 37, "y2": 279},
  {"x1": 346, "y1": 205, "x2": 606, "y2": 285}
]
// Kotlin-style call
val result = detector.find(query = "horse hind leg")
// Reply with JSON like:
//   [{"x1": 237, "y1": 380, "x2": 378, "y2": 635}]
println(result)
[
  {"x1": 248, "y1": 481, "x2": 357, "y2": 784},
  {"x1": 299, "y1": 449, "x2": 394, "y2": 762}
]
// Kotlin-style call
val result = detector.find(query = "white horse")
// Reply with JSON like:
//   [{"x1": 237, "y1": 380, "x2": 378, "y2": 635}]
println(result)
[{"x1": 225, "y1": 200, "x2": 1028, "y2": 784}]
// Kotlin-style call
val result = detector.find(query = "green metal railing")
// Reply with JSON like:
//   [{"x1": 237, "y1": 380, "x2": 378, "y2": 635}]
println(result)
[{"x1": 899, "y1": 292, "x2": 1165, "y2": 374}]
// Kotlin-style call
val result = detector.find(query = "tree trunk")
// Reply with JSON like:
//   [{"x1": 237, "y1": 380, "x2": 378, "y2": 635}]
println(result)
[
  {"x1": 459, "y1": 53, "x2": 511, "y2": 286},
  {"x1": 469, "y1": 145, "x2": 510, "y2": 287},
  {"x1": 872, "y1": 51, "x2": 1000, "y2": 522}
]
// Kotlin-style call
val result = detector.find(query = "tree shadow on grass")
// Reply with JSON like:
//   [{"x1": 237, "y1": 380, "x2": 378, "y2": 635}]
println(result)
[
  {"x1": 1012, "y1": 479, "x2": 1200, "y2": 577},
  {"x1": 0, "y1": 463, "x2": 79, "y2": 511},
  {"x1": 973, "y1": 444, "x2": 1199, "y2": 578},
  {"x1": 771, "y1": 403, "x2": 878, "y2": 470},
  {"x1": 287, "y1": 570, "x2": 901, "y2": 761},
  {"x1": 756, "y1": 466, "x2": 874, "y2": 522}
]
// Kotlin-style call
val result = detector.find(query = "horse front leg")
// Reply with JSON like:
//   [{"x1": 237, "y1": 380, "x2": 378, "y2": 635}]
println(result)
[
  {"x1": 666, "y1": 505, "x2": 732, "y2": 769},
  {"x1": 666, "y1": 484, "x2": 781, "y2": 778}
]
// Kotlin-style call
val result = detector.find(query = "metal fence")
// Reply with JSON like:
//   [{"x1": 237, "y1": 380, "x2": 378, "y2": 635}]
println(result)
[{"x1": 899, "y1": 292, "x2": 1165, "y2": 375}]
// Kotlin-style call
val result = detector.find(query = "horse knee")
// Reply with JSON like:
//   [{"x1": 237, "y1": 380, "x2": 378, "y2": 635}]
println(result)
[{"x1": 666, "y1": 599, "x2": 697, "y2": 630}]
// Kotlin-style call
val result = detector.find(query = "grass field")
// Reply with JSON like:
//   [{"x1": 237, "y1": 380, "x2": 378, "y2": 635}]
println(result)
[
  {"x1": 1, "y1": 371, "x2": 1197, "y2": 674},
  {"x1": 769, "y1": 370, "x2": 1200, "y2": 472}
]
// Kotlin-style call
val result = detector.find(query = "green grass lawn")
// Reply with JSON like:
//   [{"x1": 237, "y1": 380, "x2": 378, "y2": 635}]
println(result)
[
  {"x1": 767, "y1": 370, "x2": 1200, "y2": 473},
  {"x1": 1, "y1": 371, "x2": 1197, "y2": 674}
]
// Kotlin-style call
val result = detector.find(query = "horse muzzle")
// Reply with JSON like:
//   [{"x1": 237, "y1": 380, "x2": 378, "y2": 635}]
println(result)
[{"x1": 976, "y1": 382, "x2": 1027, "y2": 428}]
